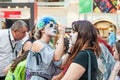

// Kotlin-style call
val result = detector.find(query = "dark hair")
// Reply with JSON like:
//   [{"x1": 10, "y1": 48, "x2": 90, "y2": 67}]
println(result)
[
  {"x1": 72, "y1": 21, "x2": 79, "y2": 32},
  {"x1": 95, "y1": 28, "x2": 100, "y2": 35},
  {"x1": 10, "y1": 50, "x2": 29, "y2": 72},
  {"x1": 70, "y1": 20, "x2": 101, "y2": 60},
  {"x1": 64, "y1": 38, "x2": 69, "y2": 53},
  {"x1": 115, "y1": 40, "x2": 120, "y2": 77}
]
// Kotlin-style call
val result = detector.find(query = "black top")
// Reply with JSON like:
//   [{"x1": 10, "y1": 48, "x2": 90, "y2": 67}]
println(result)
[
  {"x1": 22, "y1": 37, "x2": 36, "y2": 52},
  {"x1": 26, "y1": 37, "x2": 36, "y2": 43},
  {"x1": 73, "y1": 50, "x2": 98, "y2": 80}
]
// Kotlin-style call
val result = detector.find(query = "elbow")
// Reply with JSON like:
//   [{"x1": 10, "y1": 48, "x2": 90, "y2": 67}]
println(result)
[
  {"x1": 53, "y1": 53, "x2": 62, "y2": 61},
  {"x1": 54, "y1": 56, "x2": 61, "y2": 61}
]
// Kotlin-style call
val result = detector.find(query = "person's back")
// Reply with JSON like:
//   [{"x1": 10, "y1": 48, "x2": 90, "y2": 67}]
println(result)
[
  {"x1": 26, "y1": 40, "x2": 58, "y2": 80},
  {"x1": 74, "y1": 49, "x2": 98, "y2": 80}
]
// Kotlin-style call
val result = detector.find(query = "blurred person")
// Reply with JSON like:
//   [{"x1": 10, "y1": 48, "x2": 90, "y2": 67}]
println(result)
[
  {"x1": 108, "y1": 29, "x2": 116, "y2": 47},
  {"x1": 116, "y1": 28, "x2": 120, "y2": 42},
  {"x1": 26, "y1": 16, "x2": 65, "y2": 80},
  {"x1": 61, "y1": 20, "x2": 101, "y2": 80},
  {"x1": 96, "y1": 28, "x2": 115, "y2": 80},
  {"x1": 109, "y1": 40, "x2": 120, "y2": 80},
  {"x1": 0, "y1": 20, "x2": 28, "y2": 80}
]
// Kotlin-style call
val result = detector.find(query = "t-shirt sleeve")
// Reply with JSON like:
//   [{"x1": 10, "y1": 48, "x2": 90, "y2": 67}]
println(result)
[{"x1": 73, "y1": 51, "x2": 88, "y2": 69}]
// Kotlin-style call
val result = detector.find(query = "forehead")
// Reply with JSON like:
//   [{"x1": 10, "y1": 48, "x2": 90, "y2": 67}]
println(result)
[{"x1": 19, "y1": 26, "x2": 28, "y2": 32}]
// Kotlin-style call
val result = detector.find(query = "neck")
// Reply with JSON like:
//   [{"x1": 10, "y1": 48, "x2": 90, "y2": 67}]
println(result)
[{"x1": 40, "y1": 35, "x2": 51, "y2": 44}]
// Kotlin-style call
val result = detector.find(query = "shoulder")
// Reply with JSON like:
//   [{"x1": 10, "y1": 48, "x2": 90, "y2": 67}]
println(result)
[
  {"x1": 73, "y1": 50, "x2": 90, "y2": 67},
  {"x1": 31, "y1": 40, "x2": 44, "y2": 52},
  {"x1": 73, "y1": 50, "x2": 94, "y2": 62},
  {"x1": 0, "y1": 29, "x2": 8, "y2": 36},
  {"x1": 76, "y1": 50, "x2": 93, "y2": 57},
  {"x1": 23, "y1": 41, "x2": 33, "y2": 51}
]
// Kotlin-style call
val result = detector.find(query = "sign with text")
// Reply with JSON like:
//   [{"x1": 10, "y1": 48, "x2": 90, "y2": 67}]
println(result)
[{"x1": 0, "y1": 11, "x2": 21, "y2": 18}]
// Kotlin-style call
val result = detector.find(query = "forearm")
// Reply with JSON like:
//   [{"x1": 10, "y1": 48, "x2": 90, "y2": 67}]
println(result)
[
  {"x1": 60, "y1": 54, "x2": 70, "y2": 68},
  {"x1": 3, "y1": 64, "x2": 12, "y2": 75},
  {"x1": 109, "y1": 69, "x2": 118, "y2": 80},
  {"x1": 52, "y1": 71, "x2": 64, "y2": 80},
  {"x1": 54, "y1": 35, "x2": 64, "y2": 61}
]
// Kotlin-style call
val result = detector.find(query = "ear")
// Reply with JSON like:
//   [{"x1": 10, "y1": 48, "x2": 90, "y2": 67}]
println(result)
[{"x1": 40, "y1": 29, "x2": 45, "y2": 33}]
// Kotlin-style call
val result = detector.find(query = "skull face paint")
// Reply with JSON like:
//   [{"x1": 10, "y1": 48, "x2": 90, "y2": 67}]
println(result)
[{"x1": 44, "y1": 21, "x2": 58, "y2": 37}]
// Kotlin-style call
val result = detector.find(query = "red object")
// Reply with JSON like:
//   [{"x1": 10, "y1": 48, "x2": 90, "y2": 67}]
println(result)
[
  {"x1": 0, "y1": 11, "x2": 21, "y2": 18},
  {"x1": 98, "y1": 36, "x2": 113, "y2": 55}
]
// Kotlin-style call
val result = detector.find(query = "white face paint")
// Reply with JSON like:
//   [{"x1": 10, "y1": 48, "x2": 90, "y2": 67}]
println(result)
[
  {"x1": 44, "y1": 21, "x2": 58, "y2": 37},
  {"x1": 70, "y1": 32, "x2": 78, "y2": 45}
]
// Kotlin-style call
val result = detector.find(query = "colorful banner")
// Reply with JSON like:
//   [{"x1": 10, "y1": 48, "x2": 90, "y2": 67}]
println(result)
[
  {"x1": 79, "y1": 0, "x2": 93, "y2": 14},
  {"x1": 117, "y1": 0, "x2": 120, "y2": 13},
  {"x1": 93, "y1": 0, "x2": 117, "y2": 13}
]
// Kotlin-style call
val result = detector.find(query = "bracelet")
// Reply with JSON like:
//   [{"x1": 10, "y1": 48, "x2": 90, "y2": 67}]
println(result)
[{"x1": 67, "y1": 52, "x2": 72, "y2": 55}]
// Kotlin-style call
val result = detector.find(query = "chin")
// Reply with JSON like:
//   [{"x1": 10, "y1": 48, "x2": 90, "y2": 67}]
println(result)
[
  {"x1": 48, "y1": 33, "x2": 56, "y2": 37},
  {"x1": 49, "y1": 34, "x2": 56, "y2": 37}
]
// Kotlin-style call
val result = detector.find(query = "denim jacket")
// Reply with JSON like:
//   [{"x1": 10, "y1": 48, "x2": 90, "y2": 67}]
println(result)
[{"x1": 98, "y1": 43, "x2": 115, "y2": 80}]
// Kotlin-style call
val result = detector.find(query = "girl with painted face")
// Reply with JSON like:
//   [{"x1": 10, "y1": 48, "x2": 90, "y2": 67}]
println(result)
[{"x1": 26, "y1": 16, "x2": 65, "y2": 80}]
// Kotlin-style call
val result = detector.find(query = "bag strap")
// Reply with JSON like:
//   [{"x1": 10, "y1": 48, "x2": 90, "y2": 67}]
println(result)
[{"x1": 86, "y1": 51, "x2": 91, "y2": 80}]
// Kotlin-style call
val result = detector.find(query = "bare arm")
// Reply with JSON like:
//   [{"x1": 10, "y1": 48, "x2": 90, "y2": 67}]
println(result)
[
  {"x1": 61, "y1": 63, "x2": 86, "y2": 80},
  {"x1": 3, "y1": 64, "x2": 12, "y2": 75},
  {"x1": 109, "y1": 61, "x2": 120, "y2": 80},
  {"x1": 60, "y1": 45, "x2": 74, "y2": 68},
  {"x1": 52, "y1": 71, "x2": 64, "y2": 80},
  {"x1": 23, "y1": 41, "x2": 33, "y2": 51},
  {"x1": 53, "y1": 26, "x2": 65, "y2": 61}
]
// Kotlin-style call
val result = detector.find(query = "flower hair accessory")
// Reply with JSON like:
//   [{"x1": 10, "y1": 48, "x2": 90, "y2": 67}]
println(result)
[{"x1": 37, "y1": 16, "x2": 57, "y2": 30}]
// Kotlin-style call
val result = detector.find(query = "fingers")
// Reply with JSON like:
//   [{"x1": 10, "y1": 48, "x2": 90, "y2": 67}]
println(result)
[{"x1": 58, "y1": 25, "x2": 65, "y2": 35}]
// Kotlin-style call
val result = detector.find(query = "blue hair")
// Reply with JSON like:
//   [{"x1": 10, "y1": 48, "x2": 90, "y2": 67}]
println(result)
[{"x1": 37, "y1": 16, "x2": 56, "y2": 29}]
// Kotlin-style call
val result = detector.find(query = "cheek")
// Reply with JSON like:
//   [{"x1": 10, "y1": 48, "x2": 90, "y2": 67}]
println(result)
[
  {"x1": 19, "y1": 34, "x2": 26, "y2": 39},
  {"x1": 45, "y1": 29, "x2": 56, "y2": 36},
  {"x1": 71, "y1": 33, "x2": 77, "y2": 43}
]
